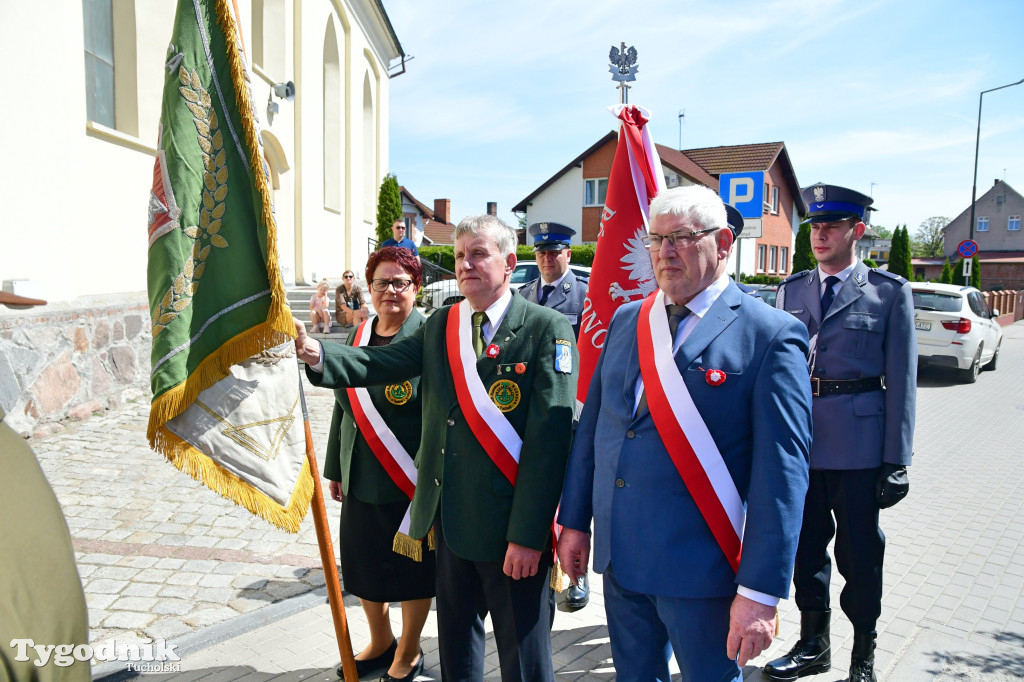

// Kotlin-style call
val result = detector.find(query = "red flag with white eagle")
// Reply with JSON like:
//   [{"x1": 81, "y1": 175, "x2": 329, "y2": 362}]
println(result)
[{"x1": 576, "y1": 105, "x2": 664, "y2": 404}]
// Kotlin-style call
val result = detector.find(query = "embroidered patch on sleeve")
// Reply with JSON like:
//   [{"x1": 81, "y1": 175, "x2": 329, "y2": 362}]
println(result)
[{"x1": 554, "y1": 339, "x2": 573, "y2": 374}]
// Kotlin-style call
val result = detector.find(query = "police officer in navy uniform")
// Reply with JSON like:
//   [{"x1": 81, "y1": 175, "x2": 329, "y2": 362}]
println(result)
[
  {"x1": 520, "y1": 221, "x2": 591, "y2": 611},
  {"x1": 521, "y1": 222, "x2": 589, "y2": 339},
  {"x1": 764, "y1": 184, "x2": 915, "y2": 682}
]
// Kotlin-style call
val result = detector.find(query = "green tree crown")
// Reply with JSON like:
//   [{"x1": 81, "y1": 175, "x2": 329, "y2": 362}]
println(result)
[
  {"x1": 375, "y1": 173, "x2": 402, "y2": 245},
  {"x1": 793, "y1": 222, "x2": 816, "y2": 272}
]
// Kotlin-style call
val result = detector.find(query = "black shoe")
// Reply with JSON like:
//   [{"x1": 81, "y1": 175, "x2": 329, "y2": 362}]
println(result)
[
  {"x1": 849, "y1": 631, "x2": 877, "y2": 682},
  {"x1": 337, "y1": 638, "x2": 397, "y2": 678},
  {"x1": 763, "y1": 610, "x2": 831, "y2": 681},
  {"x1": 379, "y1": 650, "x2": 424, "y2": 682},
  {"x1": 563, "y1": 574, "x2": 590, "y2": 611}
]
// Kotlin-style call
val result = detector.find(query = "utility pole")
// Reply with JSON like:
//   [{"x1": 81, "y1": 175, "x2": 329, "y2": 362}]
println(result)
[
  {"x1": 969, "y1": 77, "x2": 1024, "y2": 240},
  {"x1": 678, "y1": 109, "x2": 686, "y2": 150}
]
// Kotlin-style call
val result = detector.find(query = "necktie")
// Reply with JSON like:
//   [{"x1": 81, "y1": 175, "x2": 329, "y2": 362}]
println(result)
[
  {"x1": 472, "y1": 311, "x2": 486, "y2": 357},
  {"x1": 538, "y1": 284, "x2": 555, "y2": 306},
  {"x1": 637, "y1": 305, "x2": 690, "y2": 415},
  {"x1": 820, "y1": 276, "x2": 841, "y2": 316},
  {"x1": 665, "y1": 304, "x2": 688, "y2": 338}
]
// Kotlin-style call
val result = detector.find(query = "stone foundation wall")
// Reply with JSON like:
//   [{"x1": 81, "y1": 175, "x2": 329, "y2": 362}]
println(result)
[{"x1": 0, "y1": 294, "x2": 152, "y2": 438}]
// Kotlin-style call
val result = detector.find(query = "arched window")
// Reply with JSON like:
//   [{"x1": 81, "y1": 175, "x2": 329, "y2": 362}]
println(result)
[
  {"x1": 323, "y1": 19, "x2": 341, "y2": 211},
  {"x1": 253, "y1": 0, "x2": 285, "y2": 77},
  {"x1": 83, "y1": 0, "x2": 115, "y2": 127},
  {"x1": 83, "y1": 0, "x2": 138, "y2": 135},
  {"x1": 362, "y1": 71, "x2": 375, "y2": 219}
]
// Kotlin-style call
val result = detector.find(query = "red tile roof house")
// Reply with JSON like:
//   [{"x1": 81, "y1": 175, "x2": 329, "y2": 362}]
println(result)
[
  {"x1": 399, "y1": 185, "x2": 455, "y2": 246},
  {"x1": 916, "y1": 180, "x2": 1024, "y2": 291},
  {"x1": 513, "y1": 135, "x2": 806, "y2": 280}
]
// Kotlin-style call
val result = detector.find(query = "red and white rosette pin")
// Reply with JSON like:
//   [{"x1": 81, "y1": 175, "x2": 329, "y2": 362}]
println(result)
[
  {"x1": 485, "y1": 344, "x2": 500, "y2": 359},
  {"x1": 705, "y1": 368, "x2": 726, "y2": 386}
]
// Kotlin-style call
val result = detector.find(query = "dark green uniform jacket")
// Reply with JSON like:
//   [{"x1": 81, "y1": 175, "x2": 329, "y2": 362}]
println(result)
[
  {"x1": 1, "y1": 408, "x2": 91, "y2": 681},
  {"x1": 322, "y1": 311, "x2": 425, "y2": 504},
  {"x1": 308, "y1": 291, "x2": 578, "y2": 562}
]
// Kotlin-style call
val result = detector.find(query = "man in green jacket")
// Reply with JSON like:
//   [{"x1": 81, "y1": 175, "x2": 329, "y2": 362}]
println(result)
[{"x1": 296, "y1": 214, "x2": 578, "y2": 682}]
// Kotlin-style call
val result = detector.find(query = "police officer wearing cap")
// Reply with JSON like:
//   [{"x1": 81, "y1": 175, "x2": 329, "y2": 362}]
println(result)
[
  {"x1": 764, "y1": 184, "x2": 915, "y2": 682},
  {"x1": 520, "y1": 221, "x2": 591, "y2": 611},
  {"x1": 521, "y1": 222, "x2": 590, "y2": 340}
]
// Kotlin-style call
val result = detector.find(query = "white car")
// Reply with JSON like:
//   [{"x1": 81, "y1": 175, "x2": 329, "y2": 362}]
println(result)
[
  {"x1": 912, "y1": 282, "x2": 1003, "y2": 383},
  {"x1": 419, "y1": 261, "x2": 591, "y2": 311}
]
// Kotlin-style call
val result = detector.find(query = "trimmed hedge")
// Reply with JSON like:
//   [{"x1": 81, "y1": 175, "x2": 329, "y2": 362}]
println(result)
[
  {"x1": 740, "y1": 273, "x2": 783, "y2": 285},
  {"x1": 419, "y1": 244, "x2": 597, "y2": 272}
]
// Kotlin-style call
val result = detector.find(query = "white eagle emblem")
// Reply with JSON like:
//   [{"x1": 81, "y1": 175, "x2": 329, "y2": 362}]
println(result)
[
  {"x1": 813, "y1": 185, "x2": 825, "y2": 202},
  {"x1": 608, "y1": 227, "x2": 657, "y2": 303}
]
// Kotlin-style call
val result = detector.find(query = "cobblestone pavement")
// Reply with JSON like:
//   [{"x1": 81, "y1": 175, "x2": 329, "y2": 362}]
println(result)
[
  {"x1": 28, "y1": 322, "x2": 1024, "y2": 680},
  {"x1": 31, "y1": 381, "x2": 339, "y2": 655}
]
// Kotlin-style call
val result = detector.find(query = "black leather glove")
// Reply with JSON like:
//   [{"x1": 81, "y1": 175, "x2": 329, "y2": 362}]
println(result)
[{"x1": 875, "y1": 463, "x2": 909, "y2": 509}]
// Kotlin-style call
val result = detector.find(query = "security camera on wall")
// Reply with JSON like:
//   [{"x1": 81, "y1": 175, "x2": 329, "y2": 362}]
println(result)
[{"x1": 273, "y1": 81, "x2": 295, "y2": 101}]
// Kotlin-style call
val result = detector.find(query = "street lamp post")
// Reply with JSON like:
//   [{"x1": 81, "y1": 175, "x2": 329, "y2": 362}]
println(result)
[{"x1": 968, "y1": 77, "x2": 1024, "y2": 241}]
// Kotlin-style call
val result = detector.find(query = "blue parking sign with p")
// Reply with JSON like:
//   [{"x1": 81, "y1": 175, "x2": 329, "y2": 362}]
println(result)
[{"x1": 720, "y1": 171, "x2": 765, "y2": 219}]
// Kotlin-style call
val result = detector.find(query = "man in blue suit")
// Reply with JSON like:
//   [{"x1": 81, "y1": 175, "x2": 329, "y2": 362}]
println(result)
[{"x1": 558, "y1": 185, "x2": 813, "y2": 681}]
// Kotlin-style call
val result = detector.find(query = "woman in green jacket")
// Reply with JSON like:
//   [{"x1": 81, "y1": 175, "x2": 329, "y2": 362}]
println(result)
[{"x1": 324, "y1": 247, "x2": 433, "y2": 682}]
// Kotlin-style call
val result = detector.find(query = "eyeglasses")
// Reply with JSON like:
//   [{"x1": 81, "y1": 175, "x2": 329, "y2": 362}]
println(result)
[
  {"x1": 343, "y1": 274, "x2": 354, "y2": 279},
  {"x1": 641, "y1": 227, "x2": 718, "y2": 250},
  {"x1": 370, "y1": 278, "x2": 414, "y2": 292}
]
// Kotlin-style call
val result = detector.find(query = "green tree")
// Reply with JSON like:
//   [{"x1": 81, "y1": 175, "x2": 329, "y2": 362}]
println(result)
[
  {"x1": 901, "y1": 225, "x2": 915, "y2": 279},
  {"x1": 913, "y1": 216, "x2": 948, "y2": 258},
  {"x1": 887, "y1": 226, "x2": 903, "y2": 275},
  {"x1": 793, "y1": 222, "x2": 816, "y2": 272},
  {"x1": 940, "y1": 258, "x2": 953, "y2": 284},
  {"x1": 375, "y1": 173, "x2": 402, "y2": 245},
  {"x1": 870, "y1": 224, "x2": 892, "y2": 239},
  {"x1": 971, "y1": 254, "x2": 981, "y2": 289},
  {"x1": 888, "y1": 226, "x2": 913, "y2": 279},
  {"x1": 863, "y1": 258, "x2": 878, "y2": 269}
]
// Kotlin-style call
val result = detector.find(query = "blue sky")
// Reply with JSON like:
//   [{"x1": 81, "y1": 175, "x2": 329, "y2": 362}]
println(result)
[{"x1": 381, "y1": 0, "x2": 1024, "y2": 238}]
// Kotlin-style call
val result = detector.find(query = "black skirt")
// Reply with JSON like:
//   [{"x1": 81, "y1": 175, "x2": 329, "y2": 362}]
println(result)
[{"x1": 338, "y1": 494, "x2": 436, "y2": 602}]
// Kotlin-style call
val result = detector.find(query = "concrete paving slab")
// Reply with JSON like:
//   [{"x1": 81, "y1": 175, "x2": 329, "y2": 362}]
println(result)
[{"x1": 17, "y1": 320, "x2": 1024, "y2": 680}]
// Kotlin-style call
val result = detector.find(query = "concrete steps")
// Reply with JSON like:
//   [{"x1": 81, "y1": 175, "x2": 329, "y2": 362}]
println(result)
[{"x1": 284, "y1": 284, "x2": 372, "y2": 341}]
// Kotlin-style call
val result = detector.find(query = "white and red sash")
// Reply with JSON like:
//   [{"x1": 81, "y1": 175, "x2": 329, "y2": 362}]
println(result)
[
  {"x1": 445, "y1": 300, "x2": 523, "y2": 483},
  {"x1": 447, "y1": 301, "x2": 574, "y2": 590},
  {"x1": 345, "y1": 320, "x2": 418, "y2": 537},
  {"x1": 637, "y1": 290, "x2": 745, "y2": 572}
]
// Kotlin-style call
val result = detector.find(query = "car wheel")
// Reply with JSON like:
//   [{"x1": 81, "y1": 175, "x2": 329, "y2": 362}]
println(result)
[
  {"x1": 984, "y1": 342, "x2": 1000, "y2": 371},
  {"x1": 959, "y1": 347, "x2": 981, "y2": 383},
  {"x1": 442, "y1": 295, "x2": 464, "y2": 306}
]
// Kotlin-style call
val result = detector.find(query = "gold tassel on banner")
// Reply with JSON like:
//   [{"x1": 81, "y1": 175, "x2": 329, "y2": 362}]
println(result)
[
  {"x1": 427, "y1": 526, "x2": 436, "y2": 551},
  {"x1": 392, "y1": 532, "x2": 423, "y2": 562},
  {"x1": 775, "y1": 606, "x2": 780, "y2": 636},
  {"x1": 549, "y1": 562, "x2": 568, "y2": 593}
]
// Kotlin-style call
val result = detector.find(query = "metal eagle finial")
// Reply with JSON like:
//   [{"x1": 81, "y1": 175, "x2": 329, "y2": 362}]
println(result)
[
  {"x1": 609, "y1": 42, "x2": 638, "y2": 104},
  {"x1": 609, "y1": 42, "x2": 638, "y2": 81}
]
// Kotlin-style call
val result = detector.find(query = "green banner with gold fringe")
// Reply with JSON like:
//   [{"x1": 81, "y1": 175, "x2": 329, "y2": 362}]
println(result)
[{"x1": 146, "y1": 0, "x2": 312, "y2": 532}]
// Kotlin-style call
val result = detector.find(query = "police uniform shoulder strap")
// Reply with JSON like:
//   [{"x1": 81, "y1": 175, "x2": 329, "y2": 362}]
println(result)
[
  {"x1": 870, "y1": 268, "x2": 907, "y2": 284},
  {"x1": 780, "y1": 270, "x2": 810, "y2": 286}
]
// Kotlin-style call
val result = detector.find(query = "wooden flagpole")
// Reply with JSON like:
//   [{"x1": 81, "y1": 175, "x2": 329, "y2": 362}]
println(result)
[{"x1": 299, "y1": 378, "x2": 359, "y2": 682}]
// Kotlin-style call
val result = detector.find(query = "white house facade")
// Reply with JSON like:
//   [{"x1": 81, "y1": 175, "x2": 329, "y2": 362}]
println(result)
[{"x1": 0, "y1": 0, "x2": 404, "y2": 301}]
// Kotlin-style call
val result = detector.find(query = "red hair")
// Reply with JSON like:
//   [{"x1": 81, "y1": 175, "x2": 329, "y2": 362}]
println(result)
[{"x1": 365, "y1": 246, "x2": 422, "y2": 287}]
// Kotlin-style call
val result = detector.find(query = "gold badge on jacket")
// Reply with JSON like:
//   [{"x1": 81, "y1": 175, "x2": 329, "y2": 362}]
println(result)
[
  {"x1": 488, "y1": 379, "x2": 521, "y2": 413},
  {"x1": 385, "y1": 381, "x2": 414, "y2": 405}
]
